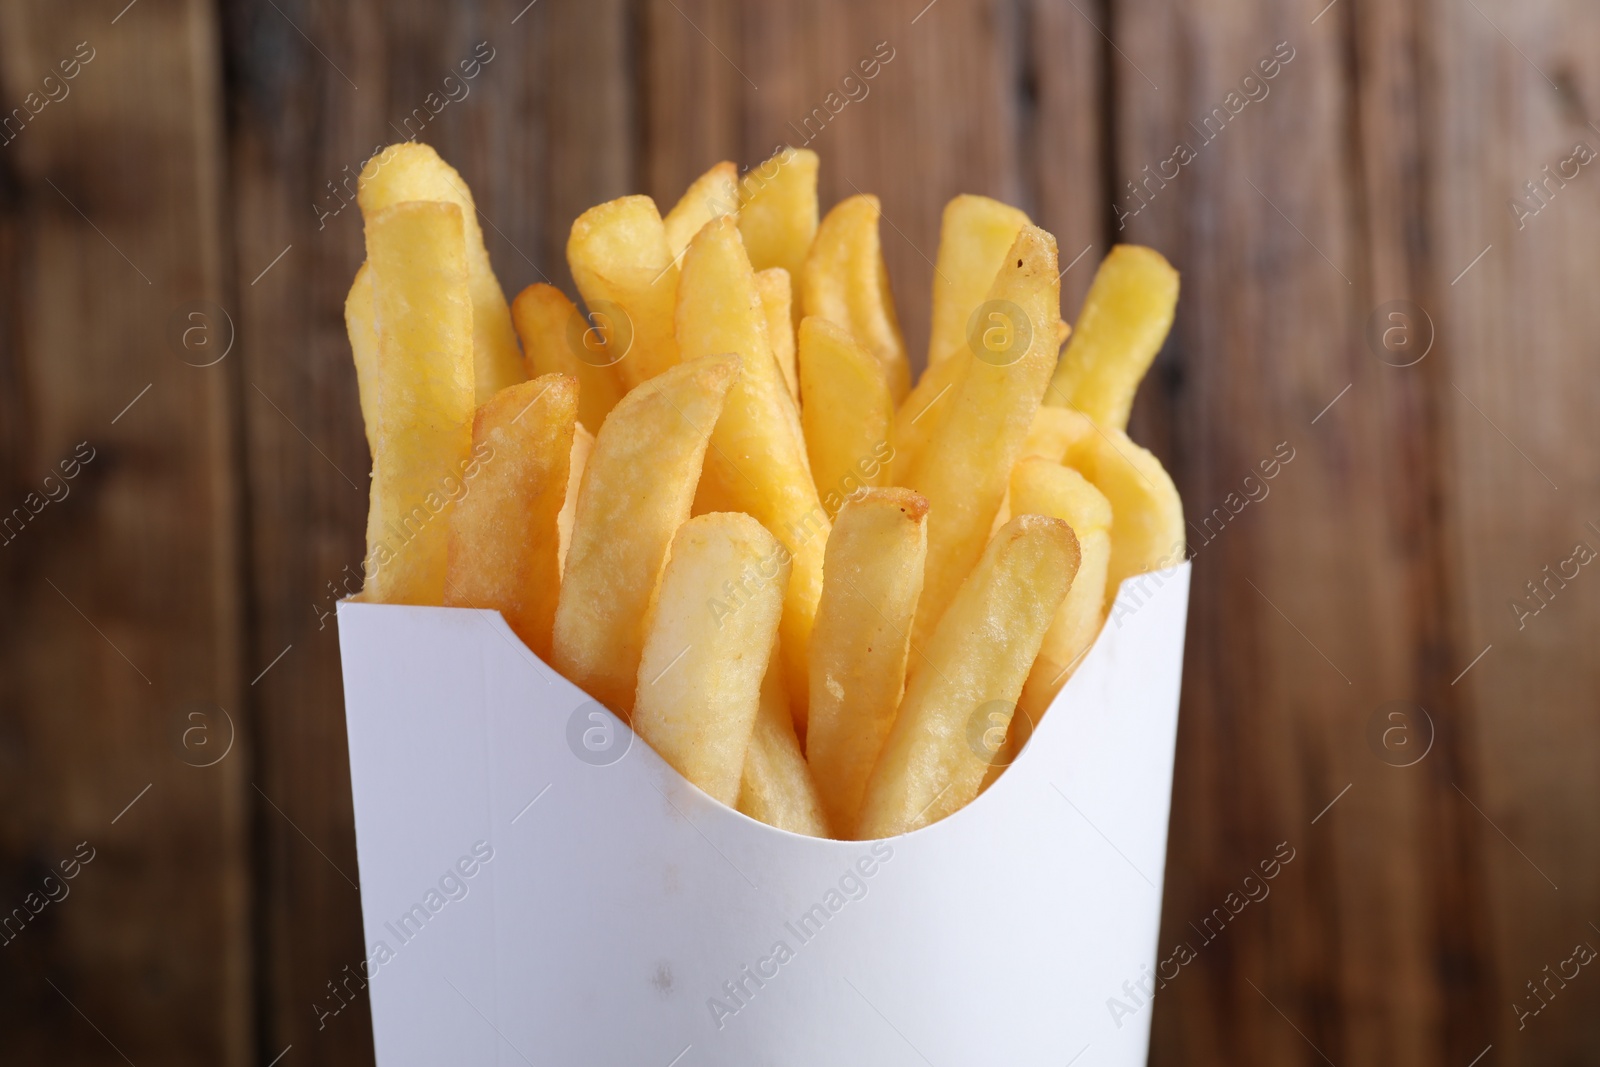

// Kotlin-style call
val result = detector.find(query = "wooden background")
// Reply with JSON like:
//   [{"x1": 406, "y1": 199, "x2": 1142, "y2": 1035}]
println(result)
[{"x1": 2, "y1": 0, "x2": 1597, "y2": 1063}]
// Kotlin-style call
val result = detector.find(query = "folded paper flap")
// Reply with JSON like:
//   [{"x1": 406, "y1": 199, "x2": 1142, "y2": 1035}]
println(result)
[{"x1": 337, "y1": 563, "x2": 1188, "y2": 1066}]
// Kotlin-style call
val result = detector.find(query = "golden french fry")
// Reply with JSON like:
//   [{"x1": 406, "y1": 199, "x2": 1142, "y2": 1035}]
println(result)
[
  {"x1": 757, "y1": 267, "x2": 799, "y2": 400},
  {"x1": 739, "y1": 147, "x2": 819, "y2": 314},
  {"x1": 345, "y1": 261, "x2": 378, "y2": 454},
  {"x1": 905, "y1": 226, "x2": 1062, "y2": 651},
  {"x1": 510, "y1": 283, "x2": 625, "y2": 435},
  {"x1": 927, "y1": 195, "x2": 1031, "y2": 366},
  {"x1": 887, "y1": 351, "x2": 962, "y2": 485},
  {"x1": 1064, "y1": 424, "x2": 1185, "y2": 601},
  {"x1": 567, "y1": 195, "x2": 680, "y2": 390},
  {"x1": 802, "y1": 194, "x2": 910, "y2": 403},
  {"x1": 806, "y1": 488, "x2": 928, "y2": 836},
  {"x1": 857, "y1": 515, "x2": 1078, "y2": 837},
  {"x1": 361, "y1": 201, "x2": 475, "y2": 606},
  {"x1": 738, "y1": 641, "x2": 832, "y2": 836},
  {"x1": 677, "y1": 216, "x2": 828, "y2": 720},
  {"x1": 357, "y1": 142, "x2": 525, "y2": 402},
  {"x1": 443, "y1": 376, "x2": 577, "y2": 659},
  {"x1": 552, "y1": 354, "x2": 740, "y2": 716},
  {"x1": 1046, "y1": 245, "x2": 1179, "y2": 429},
  {"x1": 664, "y1": 161, "x2": 739, "y2": 263},
  {"x1": 991, "y1": 405, "x2": 1098, "y2": 532},
  {"x1": 798, "y1": 317, "x2": 892, "y2": 520},
  {"x1": 1009, "y1": 457, "x2": 1112, "y2": 711},
  {"x1": 557, "y1": 422, "x2": 593, "y2": 575},
  {"x1": 634, "y1": 513, "x2": 789, "y2": 806}
]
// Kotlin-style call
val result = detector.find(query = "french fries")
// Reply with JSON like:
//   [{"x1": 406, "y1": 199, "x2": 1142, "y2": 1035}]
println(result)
[
  {"x1": 567, "y1": 196, "x2": 681, "y2": 390},
  {"x1": 346, "y1": 142, "x2": 1188, "y2": 840},
  {"x1": 511, "y1": 283, "x2": 624, "y2": 435},
  {"x1": 856, "y1": 515, "x2": 1078, "y2": 838},
  {"x1": 802, "y1": 194, "x2": 911, "y2": 403},
  {"x1": 806, "y1": 489, "x2": 928, "y2": 836},
  {"x1": 633, "y1": 513, "x2": 788, "y2": 807},
  {"x1": 360, "y1": 201, "x2": 475, "y2": 606},
  {"x1": 1046, "y1": 245, "x2": 1179, "y2": 429},
  {"x1": 443, "y1": 375, "x2": 577, "y2": 659},
  {"x1": 551, "y1": 354, "x2": 739, "y2": 716},
  {"x1": 798, "y1": 317, "x2": 893, "y2": 520},
  {"x1": 356, "y1": 143, "x2": 525, "y2": 402}
]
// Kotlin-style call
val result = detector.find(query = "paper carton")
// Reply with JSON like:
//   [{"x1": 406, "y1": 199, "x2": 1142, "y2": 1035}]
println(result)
[{"x1": 337, "y1": 562, "x2": 1189, "y2": 1065}]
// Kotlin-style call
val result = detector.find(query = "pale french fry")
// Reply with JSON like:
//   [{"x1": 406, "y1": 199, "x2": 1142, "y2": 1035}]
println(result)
[
  {"x1": 738, "y1": 147, "x2": 819, "y2": 314},
  {"x1": 552, "y1": 354, "x2": 740, "y2": 716},
  {"x1": 633, "y1": 513, "x2": 788, "y2": 806},
  {"x1": 926, "y1": 195, "x2": 1031, "y2": 367},
  {"x1": 557, "y1": 422, "x2": 593, "y2": 575},
  {"x1": 802, "y1": 194, "x2": 911, "y2": 403},
  {"x1": 1009, "y1": 457, "x2": 1113, "y2": 713},
  {"x1": 511, "y1": 283, "x2": 625, "y2": 435},
  {"x1": 677, "y1": 216, "x2": 828, "y2": 721},
  {"x1": 567, "y1": 195, "x2": 680, "y2": 390},
  {"x1": 357, "y1": 143, "x2": 525, "y2": 402},
  {"x1": 757, "y1": 267, "x2": 799, "y2": 400},
  {"x1": 806, "y1": 488, "x2": 928, "y2": 836},
  {"x1": 738, "y1": 641, "x2": 832, "y2": 837},
  {"x1": 991, "y1": 405, "x2": 1097, "y2": 532},
  {"x1": 664, "y1": 161, "x2": 739, "y2": 263},
  {"x1": 798, "y1": 317, "x2": 892, "y2": 520},
  {"x1": 345, "y1": 261, "x2": 378, "y2": 454},
  {"x1": 443, "y1": 375, "x2": 577, "y2": 659},
  {"x1": 905, "y1": 226, "x2": 1062, "y2": 652},
  {"x1": 857, "y1": 515, "x2": 1078, "y2": 837},
  {"x1": 1046, "y1": 245, "x2": 1179, "y2": 429},
  {"x1": 1064, "y1": 424, "x2": 1185, "y2": 601},
  {"x1": 361, "y1": 201, "x2": 475, "y2": 606}
]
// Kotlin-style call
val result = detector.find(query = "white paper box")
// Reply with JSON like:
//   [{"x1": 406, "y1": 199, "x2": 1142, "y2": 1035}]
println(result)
[{"x1": 337, "y1": 563, "x2": 1189, "y2": 1066}]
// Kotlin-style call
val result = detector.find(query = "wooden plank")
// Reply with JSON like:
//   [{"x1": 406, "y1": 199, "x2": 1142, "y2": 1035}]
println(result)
[
  {"x1": 0, "y1": 0, "x2": 249, "y2": 1064},
  {"x1": 218, "y1": 0, "x2": 634, "y2": 1062}
]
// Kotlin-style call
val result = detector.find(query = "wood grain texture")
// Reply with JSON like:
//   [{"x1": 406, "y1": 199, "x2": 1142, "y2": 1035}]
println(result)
[{"x1": 1, "y1": 0, "x2": 1597, "y2": 1063}]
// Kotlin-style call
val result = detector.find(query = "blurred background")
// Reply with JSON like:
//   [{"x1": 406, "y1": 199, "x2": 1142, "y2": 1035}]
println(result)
[{"x1": 2, "y1": 0, "x2": 1596, "y2": 1063}]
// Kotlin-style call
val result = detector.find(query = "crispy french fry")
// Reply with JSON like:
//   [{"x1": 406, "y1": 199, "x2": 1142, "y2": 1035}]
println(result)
[
  {"x1": 1064, "y1": 424, "x2": 1185, "y2": 601},
  {"x1": 757, "y1": 267, "x2": 799, "y2": 400},
  {"x1": 634, "y1": 513, "x2": 788, "y2": 806},
  {"x1": 798, "y1": 317, "x2": 892, "y2": 520},
  {"x1": 806, "y1": 488, "x2": 928, "y2": 836},
  {"x1": 664, "y1": 161, "x2": 739, "y2": 263},
  {"x1": 905, "y1": 226, "x2": 1062, "y2": 652},
  {"x1": 739, "y1": 147, "x2": 819, "y2": 315},
  {"x1": 991, "y1": 405, "x2": 1098, "y2": 532},
  {"x1": 738, "y1": 641, "x2": 832, "y2": 837},
  {"x1": 802, "y1": 194, "x2": 910, "y2": 403},
  {"x1": 345, "y1": 261, "x2": 378, "y2": 454},
  {"x1": 677, "y1": 216, "x2": 828, "y2": 721},
  {"x1": 887, "y1": 352, "x2": 962, "y2": 485},
  {"x1": 361, "y1": 201, "x2": 475, "y2": 606},
  {"x1": 552, "y1": 354, "x2": 740, "y2": 716},
  {"x1": 1010, "y1": 457, "x2": 1112, "y2": 711},
  {"x1": 927, "y1": 195, "x2": 1031, "y2": 367},
  {"x1": 357, "y1": 143, "x2": 525, "y2": 402},
  {"x1": 1046, "y1": 245, "x2": 1179, "y2": 429},
  {"x1": 511, "y1": 283, "x2": 625, "y2": 435},
  {"x1": 557, "y1": 422, "x2": 593, "y2": 575},
  {"x1": 443, "y1": 375, "x2": 577, "y2": 658},
  {"x1": 857, "y1": 515, "x2": 1078, "y2": 837},
  {"x1": 567, "y1": 195, "x2": 680, "y2": 390}
]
